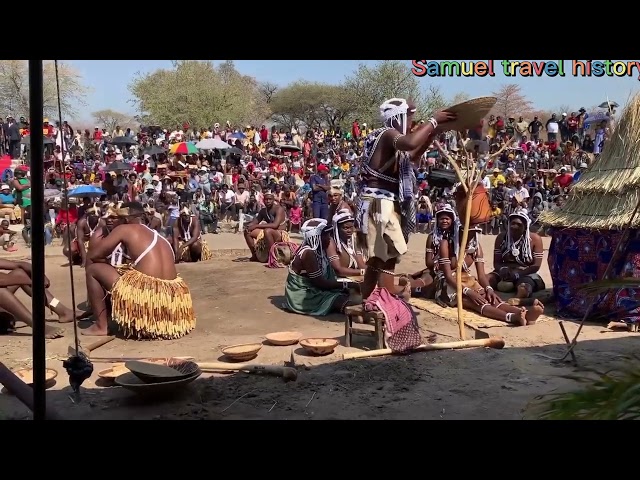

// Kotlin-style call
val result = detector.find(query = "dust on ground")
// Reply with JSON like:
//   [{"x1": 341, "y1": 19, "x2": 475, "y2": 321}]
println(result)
[{"x1": 1, "y1": 232, "x2": 639, "y2": 420}]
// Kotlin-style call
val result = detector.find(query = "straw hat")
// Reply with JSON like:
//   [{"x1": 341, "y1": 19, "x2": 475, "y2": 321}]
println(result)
[{"x1": 444, "y1": 97, "x2": 497, "y2": 131}]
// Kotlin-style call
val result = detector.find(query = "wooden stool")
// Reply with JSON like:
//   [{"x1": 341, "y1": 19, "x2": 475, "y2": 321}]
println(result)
[{"x1": 344, "y1": 305, "x2": 385, "y2": 349}]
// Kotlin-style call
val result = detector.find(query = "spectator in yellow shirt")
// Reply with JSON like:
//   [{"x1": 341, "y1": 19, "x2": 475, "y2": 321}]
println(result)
[
  {"x1": 490, "y1": 168, "x2": 506, "y2": 188},
  {"x1": 488, "y1": 202, "x2": 502, "y2": 234}
]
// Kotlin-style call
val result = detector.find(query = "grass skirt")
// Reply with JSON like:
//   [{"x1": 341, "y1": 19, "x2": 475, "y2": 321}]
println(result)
[
  {"x1": 256, "y1": 230, "x2": 289, "y2": 263},
  {"x1": 180, "y1": 238, "x2": 213, "y2": 262},
  {"x1": 111, "y1": 269, "x2": 196, "y2": 340}
]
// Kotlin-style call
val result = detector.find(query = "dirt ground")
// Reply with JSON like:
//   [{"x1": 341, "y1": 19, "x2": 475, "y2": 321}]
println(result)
[{"x1": 1, "y1": 232, "x2": 639, "y2": 420}]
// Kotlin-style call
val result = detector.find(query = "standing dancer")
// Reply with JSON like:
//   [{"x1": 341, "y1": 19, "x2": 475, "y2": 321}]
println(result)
[{"x1": 355, "y1": 98, "x2": 456, "y2": 299}]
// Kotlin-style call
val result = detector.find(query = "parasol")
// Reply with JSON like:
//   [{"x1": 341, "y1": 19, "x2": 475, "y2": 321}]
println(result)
[
  {"x1": 66, "y1": 185, "x2": 106, "y2": 198},
  {"x1": 142, "y1": 145, "x2": 165, "y2": 156},
  {"x1": 228, "y1": 132, "x2": 246, "y2": 140},
  {"x1": 169, "y1": 142, "x2": 198, "y2": 155},
  {"x1": 195, "y1": 138, "x2": 232, "y2": 150},
  {"x1": 109, "y1": 136, "x2": 138, "y2": 146},
  {"x1": 105, "y1": 161, "x2": 131, "y2": 172},
  {"x1": 598, "y1": 101, "x2": 619, "y2": 109}
]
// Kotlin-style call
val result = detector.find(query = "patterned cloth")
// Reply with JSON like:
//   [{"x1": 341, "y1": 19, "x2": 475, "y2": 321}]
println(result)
[
  {"x1": 360, "y1": 128, "x2": 416, "y2": 241},
  {"x1": 364, "y1": 286, "x2": 422, "y2": 352},
  {"x1": 548, "y1": 228, "x2": 640, "y2": 324}
]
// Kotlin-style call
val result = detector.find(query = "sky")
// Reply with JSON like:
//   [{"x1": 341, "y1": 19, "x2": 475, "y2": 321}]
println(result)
[{"x1": 66, "y1": 60, "x2": 640, "y2": 123}]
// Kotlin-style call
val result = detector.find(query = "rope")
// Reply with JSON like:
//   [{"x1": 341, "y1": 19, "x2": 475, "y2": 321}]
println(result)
[
  {"x1": 54, "y1": 60, "x2": 80, "y2": 356},
  {"x1": 267, "y1": 242, "x2": 298, "y2": 268}
]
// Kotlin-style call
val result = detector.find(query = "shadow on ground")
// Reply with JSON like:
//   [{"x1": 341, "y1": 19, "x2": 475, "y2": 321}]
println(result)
[{"x1": 3, "y1": 335, "x2": 639, "y2": 420}]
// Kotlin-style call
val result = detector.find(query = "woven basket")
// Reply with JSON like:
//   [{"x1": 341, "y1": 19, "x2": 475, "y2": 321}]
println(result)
[{"x1": 444, "y1": 97, "x2": 497, "y2": 132}]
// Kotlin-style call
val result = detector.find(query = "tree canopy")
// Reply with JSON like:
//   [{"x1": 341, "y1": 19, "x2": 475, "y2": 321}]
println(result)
[
  {"x1": 0, "y1": 60, "x2": 89, "y2": 119},
  {"x1": 128, "y1": 60, "x2": 270, "y2": 128},
  {"x1": 92, "y1": 109, "x2": 137, "y2": 132}
]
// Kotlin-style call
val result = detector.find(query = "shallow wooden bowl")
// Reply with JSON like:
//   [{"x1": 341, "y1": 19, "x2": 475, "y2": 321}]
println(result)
[
  {"x1": 98, "y1": 363, "x2": 130, "y2": 382},
  {"x1": 265, "y1": 331, "x2": 303, "y2": 346},
  {"x1": 222, "y1": 343, "x2": 263, "y2": 362},
  {"x1": 299, "y1": 338, "x2": 339, "y2": 356},
  {"x1": 115, "y1": 370, "x2": 201, "y2": 397},
  {"x1": 1, "y1": 368, "x2": 58, "y2": 394},
  {"x1": 126, "y1": 358, "x2": 200, "y2": 384}
]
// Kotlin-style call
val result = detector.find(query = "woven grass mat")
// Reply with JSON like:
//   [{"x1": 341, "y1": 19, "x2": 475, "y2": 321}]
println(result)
[{"x1": 410, "y1": 297, "x2": 557, "y2": 329}]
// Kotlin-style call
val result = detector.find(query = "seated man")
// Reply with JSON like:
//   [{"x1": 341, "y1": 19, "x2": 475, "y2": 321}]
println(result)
[
  {"x1": 83, "y1": 204, "x2": 196, "y2": 339},
  {"x1": 0, "y1": 259, "x2": 82, "y2": 338},
  {"x1": 173, "y1": 207, "x2": 213, "y2": 263},
  {"x1": 284, "y1": 219, "x2": 357, "y2": 316},
  {"x1": 436, "y1": 224, "x2": 544, "y2": 326},
  {"x1": 243, "y1": 192, "x2": 289, "y2": 262},
  {"x1": 487, "y1": 211, "x2": 545, "y2": 299}
]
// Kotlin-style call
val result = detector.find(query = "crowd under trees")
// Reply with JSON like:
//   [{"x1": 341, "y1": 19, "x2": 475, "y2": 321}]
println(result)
[{"x1": 0, "y1": 60, "x2": 591, "y2": 132}]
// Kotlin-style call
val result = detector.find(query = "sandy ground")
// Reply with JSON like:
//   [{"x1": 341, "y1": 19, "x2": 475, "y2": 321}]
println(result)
[{"x1": 1, "y1": 231, "x2": 639, "y2": 420}]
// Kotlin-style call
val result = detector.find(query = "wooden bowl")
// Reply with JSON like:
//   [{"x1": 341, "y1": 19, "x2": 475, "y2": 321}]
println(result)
[
  {"x1": 299, "y1": 338, "x2": 339, "y2": 356},
  {"x1": 265, "y1": 331, "x2": 303, "y2": 346},
  {"x1": 98, "y1": 363, "x2": 130, "y2": 383},
  {"x1": 125, "y1": 359, "x2": 201, "y2": 384},
  {"x1": 115, "y1": 370, "x2": 201, "y2": 397},
  {"x1": 1, "y1": 368, "x2": 58, "y2": 394},
  {"x1": 222, "y1": 343, "x2": 262, "y2": 362}
]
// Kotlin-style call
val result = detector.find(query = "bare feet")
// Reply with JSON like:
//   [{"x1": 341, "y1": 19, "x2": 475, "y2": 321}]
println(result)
[
  {"x1": 516, "y1": 284, "x2": 531, "y2": 299},
  {"x1": 45, "y1": 325, "x2": 64, "y2": 339},
  {"x1": 525, "y1": 299, "x2": 545, "y2": 325},
  {"x1": 55, "y1": 310, "x2": 86, "y2": 324},
  {"x1": 80, "y1": 323, "x2": 109, "y2": 336},
  {"x1": 513, "y1": 308, "x2": 527, "y2": 326},
  {"x1": 249, "y1": 254, "x2": 259, "y2": 262}
]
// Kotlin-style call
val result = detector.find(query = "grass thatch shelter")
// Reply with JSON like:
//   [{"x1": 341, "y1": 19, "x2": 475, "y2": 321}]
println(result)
[{"x1": 540, "y1": 94, "x2": 640, "y2": 325}]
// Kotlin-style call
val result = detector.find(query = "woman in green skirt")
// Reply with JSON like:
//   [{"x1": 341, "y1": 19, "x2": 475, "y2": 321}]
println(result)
[{"x1": 284, "y1": 218, "x2": 358, "y2": 316}]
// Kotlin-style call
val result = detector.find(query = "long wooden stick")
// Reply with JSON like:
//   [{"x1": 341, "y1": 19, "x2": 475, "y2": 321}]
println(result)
[{"x1": 342, "y1": 337, "x2": 505, "y2": 360}]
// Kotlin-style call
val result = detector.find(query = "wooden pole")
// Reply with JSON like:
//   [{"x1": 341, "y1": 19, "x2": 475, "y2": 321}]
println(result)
[{"x1": 457, "y1": 181, "x2": 476, "y2": 340}]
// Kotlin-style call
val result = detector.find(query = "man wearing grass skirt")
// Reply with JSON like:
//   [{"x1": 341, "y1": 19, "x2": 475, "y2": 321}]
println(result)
[{"x1": 82, "y1": 203, "x2": 195, "y2": 339}]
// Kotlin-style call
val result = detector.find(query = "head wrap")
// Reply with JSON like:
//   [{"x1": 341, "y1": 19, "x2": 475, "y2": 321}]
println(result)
[
  {"x1": 332, "y1": 209, "x2": 355, "y2": 254},
  {"x1": 180, "y1": 206, "x2": 192, "y2": 216},
  {"x1": 503, "y1": 211, "x2": 532, "y2": 265},
  {"x1": 300, "y1": 218, "x2": 330, "y2": 272},
  {"x1": 433, "y1": 204, "x2": 461, "y2": 257},
  {"x1": 380, "y1": 98, "x2": 410, "y2": 135},
  {"x1": 87, "y1": 202, "x2": 101, "y2": 217}
]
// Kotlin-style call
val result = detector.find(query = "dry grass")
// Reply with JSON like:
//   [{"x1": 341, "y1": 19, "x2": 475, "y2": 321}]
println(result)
[{"x1": 541, "y1": 93, "x2": 640, "y2": 229}]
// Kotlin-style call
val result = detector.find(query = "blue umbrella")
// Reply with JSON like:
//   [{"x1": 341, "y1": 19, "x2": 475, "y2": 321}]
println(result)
[
  {"x1": 228, "y1": 132, "x2": 246, "y2": 140},
  {"x1": 67, "y1": 185, "x2": 106, "y2": 198}
]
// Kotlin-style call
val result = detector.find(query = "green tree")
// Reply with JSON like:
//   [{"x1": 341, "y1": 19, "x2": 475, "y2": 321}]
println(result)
[
  {"x1": 269, "y1": 81, "x2": 355, "y2": 130},
  {"x1": 0, "y1": 60, "x2": 89, "y2": 119},
  {"x1": 128, "y1": 60, "x2": 270, "y2": 129},
  {"x1": 342, "y1": 60, "x2": 446, "y2": 126}
]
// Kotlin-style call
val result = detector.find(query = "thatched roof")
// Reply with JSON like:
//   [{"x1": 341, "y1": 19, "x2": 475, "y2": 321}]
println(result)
[{"x1": 540, "y1": 94, "x2": 640, "y2": 230}]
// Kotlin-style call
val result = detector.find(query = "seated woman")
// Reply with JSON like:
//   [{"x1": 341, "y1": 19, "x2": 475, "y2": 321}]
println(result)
[
  {"x1": 409, "y1": 205, "x2": 458, "y2": 298},
  {"x1": 326, "y1": 210, "x2": 366, "y2": 277},
  {"x1": 436, "y1": 224, "x2": 544, "y2": 326},
  {"x1": 487, "y1": 211, "x2": 545, "y2": 299},
  {"x1": 284, "y1": 219, "x2": 357, "y2": 316}
]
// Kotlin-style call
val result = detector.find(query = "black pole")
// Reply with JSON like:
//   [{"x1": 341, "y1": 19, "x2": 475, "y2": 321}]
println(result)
[{"x1": 28, "y1": 60, "x2": 46, "y2": 421}]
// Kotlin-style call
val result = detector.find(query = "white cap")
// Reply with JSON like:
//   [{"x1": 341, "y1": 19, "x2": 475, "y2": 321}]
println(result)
[
  {"x1": 152, "y1": 175, "x2": 160, "y2": 181},
  {"x1": 579, "y1": 162, "x2": 588, "y2": 168},
  {"x1": 1, "y1": 184, "x2": 10, "y2": 190},
  {"x1": 562, "y1": 113, "x2": 567, "y2": 116}
]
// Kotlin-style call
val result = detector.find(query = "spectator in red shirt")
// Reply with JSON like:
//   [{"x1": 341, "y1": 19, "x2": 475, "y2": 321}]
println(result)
[
  {"x1": 556, "y1": 167, "x2": 573, "y2": 189},
  {"x1": 352, "y1": 119, "x2": 361, "y2": 139},
  {"x1": 93, "y1": 127, "x2": 102, "y2": 141}
]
